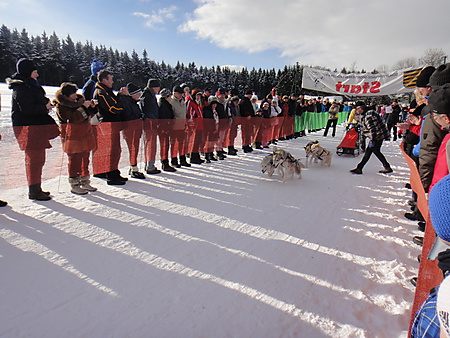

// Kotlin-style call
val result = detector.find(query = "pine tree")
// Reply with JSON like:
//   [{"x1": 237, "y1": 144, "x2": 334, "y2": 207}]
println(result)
[{"x1": 0, "y1": 25, "x2": 14, "y2": 80}]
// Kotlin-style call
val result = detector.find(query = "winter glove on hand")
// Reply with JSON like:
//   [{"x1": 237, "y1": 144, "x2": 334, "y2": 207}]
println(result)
[{"x1": 368, "y1": 141, "x2": 374, "y2": 148}]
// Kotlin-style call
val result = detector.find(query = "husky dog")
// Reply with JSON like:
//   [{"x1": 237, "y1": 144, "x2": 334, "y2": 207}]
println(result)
[
  {"x1": 261, "y1": 153, "x2": 276, "y2": 177},
  {"x1": 309, "y1": 143, "x2": 332, "y2": 167},
  {"x1": 304, "y1": 140, "x2": 320, "y2": 167},
  {"x1": 266, "y1": 147, "x2": 306, "y2": 182}
]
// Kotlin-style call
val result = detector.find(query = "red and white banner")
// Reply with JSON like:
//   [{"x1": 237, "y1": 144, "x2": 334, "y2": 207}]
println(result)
[{"x1": 302, "y1": 66, "x2": 414, "y2": 96}]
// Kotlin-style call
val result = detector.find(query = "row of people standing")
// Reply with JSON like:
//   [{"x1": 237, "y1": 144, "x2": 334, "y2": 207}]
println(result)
[{"x1": 7, "y1": 57, "x2": 354, "y2": 200}]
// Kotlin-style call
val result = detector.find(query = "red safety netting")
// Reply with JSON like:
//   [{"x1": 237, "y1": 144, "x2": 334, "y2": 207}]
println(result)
[
  {"x1": 400, "y1": 144, "x2": 443, "y2": 335},
  {"x1": 0, "y1": 116, "x2": 295, "y2": 188}
]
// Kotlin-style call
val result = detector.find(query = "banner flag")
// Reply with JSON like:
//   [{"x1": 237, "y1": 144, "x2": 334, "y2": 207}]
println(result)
[
  {"x1": 403, "y1": 68, "x2": 424, "y2": 89},
  {"x1": 302, "y1": 67, "x2": 415, "y2": 96}
]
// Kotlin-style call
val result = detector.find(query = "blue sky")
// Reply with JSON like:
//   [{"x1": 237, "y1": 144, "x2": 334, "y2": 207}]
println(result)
[{"x1": 1, "y1": 0, "x2": 449, "y2": 72}]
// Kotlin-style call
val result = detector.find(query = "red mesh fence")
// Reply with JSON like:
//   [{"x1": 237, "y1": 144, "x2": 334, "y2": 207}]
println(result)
[
  {"x1": 400, "y1": 144, "x2": 443, "y2": 335},
  {"x1": 0, "y1": 117, "x2": 294, "y2": 188}
]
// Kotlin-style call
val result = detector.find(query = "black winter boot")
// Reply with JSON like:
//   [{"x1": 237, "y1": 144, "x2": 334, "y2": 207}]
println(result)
[
  {"x1": 179, "y1": 155, "x2": 191, "y2": 167},
  {"x1": 28, "y1": 184, "x2": 51, "y2": 201},
  {"x1": 171, "y1": 157, "x2": 181, "y2": 168},
  {"x1": 162, "y1": 159, "x2": 177, "y2": 172},
  {"x1": 227, "y1": 146, "x2": 237, "y2": 155},
  {"x1": 217, "y1": 150, "x2": 226, "y2": 160},
  {"x1": 190, "y1": 153, "x2": 204, "y2": 164}
]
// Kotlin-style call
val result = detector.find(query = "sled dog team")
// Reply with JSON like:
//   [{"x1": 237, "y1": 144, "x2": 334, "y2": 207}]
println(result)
[{"x1": 260, "y1": 141, "x2": 332, "y2": 182}]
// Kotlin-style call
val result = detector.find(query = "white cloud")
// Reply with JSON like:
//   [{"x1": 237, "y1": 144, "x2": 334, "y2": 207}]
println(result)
[
  {"x1": 134, "y1": 6, "x2": 177, "y2": 29},
  {"x1": 179, "y1": 0, "x2": 450, "y2": 71}
]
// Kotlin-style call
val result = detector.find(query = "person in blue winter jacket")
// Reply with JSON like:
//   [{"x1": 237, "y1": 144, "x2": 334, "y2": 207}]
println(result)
[{"x1": 81, "y1": 59, "x2": 105, "y2": 100}]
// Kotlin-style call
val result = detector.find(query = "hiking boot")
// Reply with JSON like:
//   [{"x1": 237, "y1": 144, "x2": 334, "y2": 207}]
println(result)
[
  {"x1": 379, "y1": 167, "x2": 393, "y2": 174},
  {"x1": 350, "y1": 168, "x2": 363, "y2": 174},
  {"x1": 69, "y1": 177, "x2": 88, "y2": 195},
  {"x1": 129, "y1": 168, "x2": 146, "y2": 179},
  {"x1": 0, "y1": 200, "x2": 7, "y2": 207},
  {"x1": 145, "y1": 162, "x2": 161, "y2": 174},
  {"x1": 80, "y1": 176, "x2": 98, "y2": 191},
  {"x1": 413, "y1": 236, "x2": 423, "y2": 246},
  {"x1": 146, "y1": 168, "x2": 161, "y2": 174},
  {"x1": 405, "y1": 212, "x2": 425, "y2": 222}
]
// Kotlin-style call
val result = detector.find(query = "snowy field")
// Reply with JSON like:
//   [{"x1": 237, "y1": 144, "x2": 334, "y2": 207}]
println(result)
[{"x1": 0, "y1": 83, "x2": 421, "y2": 337}]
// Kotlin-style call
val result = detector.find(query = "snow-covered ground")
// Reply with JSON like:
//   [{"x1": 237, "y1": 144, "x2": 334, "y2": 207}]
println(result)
[{"x1": 0, "y1": 83, "x2": 420, "y2": 337}]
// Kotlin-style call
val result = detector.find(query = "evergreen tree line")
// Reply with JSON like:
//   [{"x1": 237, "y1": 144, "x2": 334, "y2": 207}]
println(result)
[{"x1": 0, "y1": 25, "x2": 307, "y2": 97}]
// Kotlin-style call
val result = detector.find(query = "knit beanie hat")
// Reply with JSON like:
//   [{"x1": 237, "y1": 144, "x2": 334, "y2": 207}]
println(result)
[
  {"x1": 90, "y1": 59, "x2": 105, "y2": 76},
  {"x1": 16, "y1": 58, "x2": 37, "y2": 77},
  {"x1": 416, "y1": 66, "x2": 436, "y2": 88},
  {"x1": 60, "y1": 82, "x2": 78, "y2": 97},
  {"x1": 430, "y1": 63, "x2": 450, "y2": 89},
  {"x1": 148, "y1": 78, "x2": 161, "y2": 88},
  {"x1": 427, "y1": 83, "x2": 450, "y2": 116},
  {"x1": 126, "y1": 82, "x2": 141, "y2": 96},
  {"x1": 159, "y1": 88, "x2": 171, "y2": 98},
  {"x1": 429, "y1": 174, "x2": 450, "y2": 242}
]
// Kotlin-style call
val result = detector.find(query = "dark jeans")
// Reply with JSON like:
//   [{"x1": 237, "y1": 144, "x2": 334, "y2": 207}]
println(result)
[
  {"x1": 356, "y1": 139, "x2": 390, "y2": 170},
  {"x1": 387, "y1": 123, "x2": 397, "y2": 141},
  {"x1": 323, "y1": 119, "x2": 337, "y2": 137}
]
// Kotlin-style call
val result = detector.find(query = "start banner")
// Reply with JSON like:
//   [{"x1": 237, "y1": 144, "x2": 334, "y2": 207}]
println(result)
[{"x1": 302, "y1": 66, "x2": 416, "y2": 96}]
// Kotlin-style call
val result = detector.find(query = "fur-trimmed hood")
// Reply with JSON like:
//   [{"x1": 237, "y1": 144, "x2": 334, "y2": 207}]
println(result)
[{"x1": 53, "y1": 89, "x2": 86, "y2": 109}]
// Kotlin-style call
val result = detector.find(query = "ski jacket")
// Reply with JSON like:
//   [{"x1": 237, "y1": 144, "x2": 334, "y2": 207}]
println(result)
[
  {"x1": 158, "y1": 97, "x2": 174, "y2": 120},
  {"x1": 239, "y1": 96, "x2": 255, "y2": 117},
  {"x1": 7, "y1": 73, "x2": 54, "y2": 126},
  {"x1": 119, "y1": 94, "x2": 143, "y2": 121},
  {"x1": 93, "y1": 82, "x2": 123, "y2": 123},
  {"x1": 140, "y1": 87, "x2": 159, "y2": 119}
]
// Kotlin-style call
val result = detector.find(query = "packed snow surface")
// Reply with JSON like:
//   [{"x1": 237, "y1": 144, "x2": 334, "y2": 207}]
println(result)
[{"x1": 0, "y1": 83, "x2": 419, "y2": 337}]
